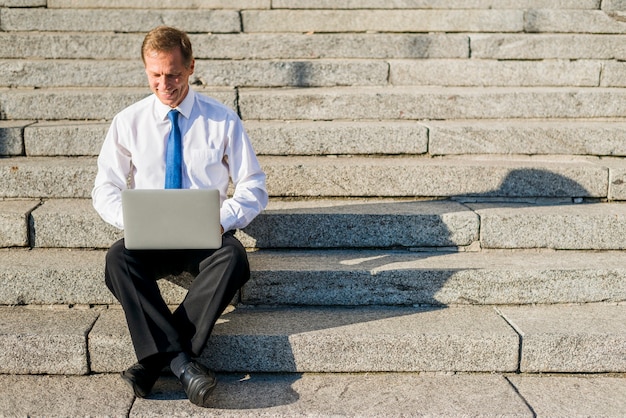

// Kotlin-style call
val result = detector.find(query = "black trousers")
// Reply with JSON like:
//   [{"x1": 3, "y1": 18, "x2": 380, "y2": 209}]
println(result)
[{"x1": 104, "y1": 231, "x2": 250, "y2": 362}]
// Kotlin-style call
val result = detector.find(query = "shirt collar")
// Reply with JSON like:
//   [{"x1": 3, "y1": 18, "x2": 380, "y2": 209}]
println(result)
[{"x1": 154, "y1": 87, "x2": 195, "y2": 121}]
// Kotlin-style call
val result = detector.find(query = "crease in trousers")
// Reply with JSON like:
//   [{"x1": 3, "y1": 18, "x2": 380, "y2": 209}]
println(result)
[{"x1": 104, "y1": 231, "x2": 250, "y2": 362}]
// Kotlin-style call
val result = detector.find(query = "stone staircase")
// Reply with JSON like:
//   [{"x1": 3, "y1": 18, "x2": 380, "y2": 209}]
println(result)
[{"x1": 1, "y1": 0, "x2": 626, "y2": 416}]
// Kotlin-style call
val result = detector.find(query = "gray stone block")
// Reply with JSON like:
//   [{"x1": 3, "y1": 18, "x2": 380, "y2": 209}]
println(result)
[
  {"x1": 601, "y1": 60, "x2": 626, "y2": 86},
  {"x1": 604, "y1": 0, "x2": 626, "y2": 11},
  {"x1": 24, "y1": 121, "x2": 108, "y2": 156},
  {"x1": 390, "y1": 59, "x2": 601, "y2": 87},
  {"x1": 132, "y1": 374, "x2": 532, "y2": 417},
  {"x1": 238, "y1": 87, "x2": 626, "y2": 120},
  {"x1": 0, "y1": 0, "x2": 45, "y2": 5},
  {"x1": 48, "y1": 0, "x2": 269, "y2": 7},
  {"x1": 242, "y1": 9, "x2": 524, "y2": 33},
  {"x1": 509, "y1": 376, "x2": 626, "y2": 417},
  {"x1": 525, "y1": 9, "x2": 626, "y2": 34},
  {"x1": 201, "y1": 306, "x2": 519, "y2": 372},
  {"x1": 275, "y1": 0, "x2": 598, "y2": 8},
  {"x1": 0, "y1": 306, "x2": 98, "y2": 375},
  {"x1": 260, "y1": 156, "x2": 608, "y2": 198},
  {"x1": 0, "y1": 59, "x2": 146, "y2": 88},
  {"x1": 31, "y1": 199, "x2": 121, "y2": 248},
  {"x1": 239, "y1": 199, "x2": 479, "y2": 249},
  {"x1": 89, "y1": 308, "x2": 135, "y2": 372},
  {"x1": 0, "y1": 8, "x2": 241, "y2": 33},
  {"x1": 0, "y1": 157, "x2": 97, "y2": 198},
  {"x1": 474, "y1": 202, "x2": 626, "y2": 249},
  {"x1": 499, "y1": 304, "x2": 626, "y2": 372},
  {"x1": 194, "y1": 59, "x2": 389, "y2": 87},
  {"x1": 245, "y1": 249, "x2": 626, "y2": 306},
  {"x1": 0, "y1": 87, "x2": 236, "y2": 120},
  {"x1": 471, "y1": 34, "x2": 626, "y2": 60},
  {"x1": 193, "y1": 33, "x2": 469, "y2": 59},
  {"x1": 426, "y1": 120, "x2": 626, "y2": 156},
  {"x1": 0, "y1": 374, "x2": 134, "y2": 417},
  {"x1": 0, "y1": 33, "x2": 143, "y2": 60},
  {"x1": 0, "y1": 121, "x2": 30, "y2": 156},
  {"x1": 0, "y1": 33, "x2": 468, "y2": 60},
  {"x1": 245, "y1": 120, "x2": 428, "y2": 155},
  {"x1": 0, "y1": 248, "x2": 200, "y2": 305},
  {"x1": 0, "y1": 200, "x2": 39, "y2": 247}
]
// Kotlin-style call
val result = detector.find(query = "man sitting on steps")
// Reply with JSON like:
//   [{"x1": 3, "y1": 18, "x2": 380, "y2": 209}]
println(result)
[{"x1": 91, "y1": 25, "x2": 268, "y2": 408}]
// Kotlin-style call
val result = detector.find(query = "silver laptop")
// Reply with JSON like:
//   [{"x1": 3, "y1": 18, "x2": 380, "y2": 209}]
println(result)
[{"x1": 122, "y1": 189, "x2": 222, "y2": 250}]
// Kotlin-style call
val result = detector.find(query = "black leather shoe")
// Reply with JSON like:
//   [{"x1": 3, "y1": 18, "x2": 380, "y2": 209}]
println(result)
[
  {"x1": 120, "y1": 363, "x2": 161, "y2": 398},
  {"x1": 179, "y1": 361, "x2": 217, "y2": 407}
]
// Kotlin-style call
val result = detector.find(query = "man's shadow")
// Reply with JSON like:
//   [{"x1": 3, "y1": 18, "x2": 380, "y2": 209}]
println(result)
[{"x1": 166, "y1": 169, "x2": 592, "y2": 409}]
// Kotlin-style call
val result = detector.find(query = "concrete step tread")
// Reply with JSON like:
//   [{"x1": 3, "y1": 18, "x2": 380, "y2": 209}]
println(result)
[
  {"x1": 6, "y1": 199, "x2": 626, "y2": 250},
  {"x1": 2, "y1": 246, "x2": 625, "y2": 306},
  {"x1": 6, "y1": 118, "x2": 626, "y2": 158},
  {"x1": 2, "y1": 57, "x2": 621, "y2": 89},
  {"x1": 0, "y1": 155, "x2": 617, "y2": 199},
  {"x1": 1, "y1": 304, "x2": 624, "y2": 375},
  {"x1": 2, "y1": 373, "x2": 624, "y2": 417}
]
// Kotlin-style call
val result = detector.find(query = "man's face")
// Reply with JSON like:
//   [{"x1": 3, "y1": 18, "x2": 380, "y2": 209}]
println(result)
[{"x1": 144, "y1": 47, "x2": 195, "y2": 108}]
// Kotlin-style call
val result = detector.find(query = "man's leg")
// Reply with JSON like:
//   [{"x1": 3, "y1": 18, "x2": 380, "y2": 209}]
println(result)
[{"x1": 173, "y1": 231, "x2": 251, "y2": 357}]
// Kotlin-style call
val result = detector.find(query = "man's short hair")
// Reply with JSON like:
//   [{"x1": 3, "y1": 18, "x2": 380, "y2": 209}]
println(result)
[{"x1": 141, "y1": 26, "x2": 194, "y2": 68}]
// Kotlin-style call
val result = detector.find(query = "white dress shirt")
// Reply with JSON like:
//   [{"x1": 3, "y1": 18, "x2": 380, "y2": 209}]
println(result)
[{"x1": 92, "y1": 88, "x2": 268, "y2": 232}]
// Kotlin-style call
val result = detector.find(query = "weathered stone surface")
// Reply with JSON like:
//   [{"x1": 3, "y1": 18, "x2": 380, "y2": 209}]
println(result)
[
  {"x1": 0, "y1": 0, "x2": 45, "y2": 5},
  {"x1": 242, "y1": 9, "x2": 524, "y2": 33},
  {"x1": 275, "y1": 0, "x2": 598, "y2": 8},
  {"x1": 471, "y1": 34, "x2": 626, "y2": 60},
  {"x1": 0, "y1": 120, "x2": 30, "y2": 156},
  {"x1": 0, "y1": 248, "x2": 193, "y2": 305},
  {"x1": 390, "y1": 59, "x2": 601, "y2": 87},
  {"x1": 24, "y1": 121, "x2": 109, "y2": 156},
  {"x1": 132, "y1": 374, "x2": 532, "y2": 417},
  {"x1": 0, "y1": 200, "x2": 38, "y2": 247},
  {"x1": 194, "y1": 59, "x2": 388, "y2": 87},
  {"x1": 245, "y1": 120, "x2": 428, "y2": 155},
  {"x1": 426, "y1": 120, "x2": 626, "y2": 156},
  {"x1": 601, "y1": 60, "x2": 626, "y2": 86},
  {"x1": 202, "y1": 306, "x2": 519, "y2": 372},
  {"x1": 509, "y1": 375, "x2": 626, "y2": 417},
  {"x1": 0, "y1": 157, "x2": 97, "y2": 198},
  {"x1": 0, "y1": 87, "x2": 236, "y2": 120},
  {"x1": 0, "y1": 306, "x2": 98, "y2": 375},
  {"x1": 499, "y1": 304, "x2": 626, "y2": 372},
  {"x1": 0, "y1": 33, "x2": 469, "y2": 60},
  {"x1": 245, "y1": 249, "x2": 626, "y2": 305},
  {"x1": 0, "y1": 374, "x2": 134, "y2": 417},
  {"x1": 31, "y1": 199, "x2": 121, "y2": 248},
  {"x1": 49, "y1": 0, "x2": 269, "y2": 7},
  {"x1": 88, "y1": 308, "x2": 135, "y2": 372},
  {"x1": 239, "y1": 199, "x2": 479, "y2": 249},
  {"x1": 474, "y1": 202, "x2": 626, "y2": 249},
  {"x1": 239, "y1": 86, "x2": 626, "y2": 120},
  {"x1": 260, "y1": 156, "x2": 608, "y2": 198},
  {"x1": 0, "y1": 8, "x2": 241, "y2": 33},
  {"x1": 525, "y1": 9, "x2": 626, "y2": 34}
]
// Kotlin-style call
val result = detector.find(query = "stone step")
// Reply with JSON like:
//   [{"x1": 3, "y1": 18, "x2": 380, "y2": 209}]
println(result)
[
  {"x1": 1, "y1": 304, "x2": 624, "y2": 375},
  {"x1": 6, "y1": 119, "x2": 626, "y2": 158},
  {"x1": 0, "y1": 87, "x2": 235, "y2": 120},
  {"x1": 5, "y1": 85, "x2": 626, "y2": 122},
  {"x1": 239, "y1": 86, "x2": 626, "y2": 120},
  {"x1": 8, "y1": 199, "x2": 626, "y2": 250},
  {"x1": 0, "y1": 32, "x2": 470, "y2": 60},
  {"x1": 3, "y1": 247, "x2": 626, "y2": 306},
  {"x1": 3, "y1": 32, "x2": 626, "y2": 61},
  {"x1": 0, "y1": 156, "x2": 613, "y2": 199},
  {"x1": 4, "y1": 374, "x2": 626, "y2": 418},
  {"x1": 3, "y1": 58, "x2": 620, "y2": 89},
  {"x1": 0, "y1": 8, "x2": 241, "y2": 33},
  {"x1": 45, "y1": 0, "x2": 602, "y2": 9}
]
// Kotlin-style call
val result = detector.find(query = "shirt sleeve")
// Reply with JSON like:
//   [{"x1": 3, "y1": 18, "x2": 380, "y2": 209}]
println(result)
[
  {"x1": 91, "y1": 116, "x2": 131, "y2": 230},
  {"x1": 219, "y1": 117, "x2": 268, "y2": 232}
]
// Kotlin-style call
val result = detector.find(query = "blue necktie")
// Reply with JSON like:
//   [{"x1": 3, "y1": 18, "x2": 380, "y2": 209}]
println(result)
[{"x1": 164, "y1": 109, "x2": 182, "y2": 189}]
